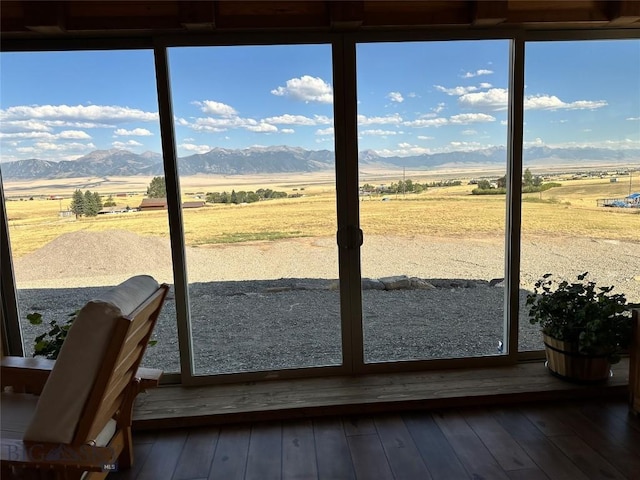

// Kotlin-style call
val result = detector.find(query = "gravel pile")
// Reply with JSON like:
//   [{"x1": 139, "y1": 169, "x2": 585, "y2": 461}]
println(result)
[{"x1": 13, "y1": 230, "x2": 640, "y2": 374}]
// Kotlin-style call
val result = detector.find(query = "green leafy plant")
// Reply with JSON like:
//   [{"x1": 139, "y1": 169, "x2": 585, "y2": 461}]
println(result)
[
  {"x1": 28, "y1": 311, "x2": 157, "y2": 360},
  {"x1": 28, "y1": 311, "x2": 78, "y2": 360},
  {"x1": 526, "y1": 272, "x2": 633, "y2": 363}
]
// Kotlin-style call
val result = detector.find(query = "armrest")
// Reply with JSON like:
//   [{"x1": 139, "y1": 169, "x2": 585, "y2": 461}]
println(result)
[
  {"x1": 1, "y1": 357, "x2": 162, "y2": 395},
  {"x1": 135, "y1": 367, "x2": 163, "y2": 391},
  {"x1": 1, "y1": 356, "x2": 55, "y2": 394}
]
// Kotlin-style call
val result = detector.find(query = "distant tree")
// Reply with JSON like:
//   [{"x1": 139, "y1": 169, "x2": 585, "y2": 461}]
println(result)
[
  {"x1": 523, "y1": 168, "x2": 534, "y2": 187},
  {"x1": 497, "y1": 176, "x2": 507, "y2": 189},
  {"x1": 477, "y1": 179, "x2": 492, "y2": 190},
  {"x1": 69, "y1": 189, "x2": 85, "y2": 218},
  {"x1": 83, "y1": 190, "x2": 100, "y2": 216},
  {"x1": 93, "y1": 191, "x2": 103, "y2": 212},
  {"x1": 147, "y1": 176, "x2": 167, "y2": 198},
  {"x1": 103, "y1": 194, "x2": 117, "y2": 207}
]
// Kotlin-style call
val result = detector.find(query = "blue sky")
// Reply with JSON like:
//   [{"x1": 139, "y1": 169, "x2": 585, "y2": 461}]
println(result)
[{"x1": 0, "y1": 39, "x2": 638, "y2": 163}]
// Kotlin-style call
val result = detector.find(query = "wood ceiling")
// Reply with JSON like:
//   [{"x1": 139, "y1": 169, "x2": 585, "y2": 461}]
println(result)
[{"x1": 1, "y1": 1, "x2": 639, "y2": 40}]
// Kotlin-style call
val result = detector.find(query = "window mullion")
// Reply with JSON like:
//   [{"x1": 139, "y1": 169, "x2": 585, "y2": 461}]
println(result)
[{"x1": 505, "y1": 34, "x2": 525, "y2": 360}]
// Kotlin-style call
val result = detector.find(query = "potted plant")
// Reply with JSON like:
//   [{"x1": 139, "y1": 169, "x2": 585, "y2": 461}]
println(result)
[{"x1": 526, "y1": 272, "x2": 633, "y2": 383}]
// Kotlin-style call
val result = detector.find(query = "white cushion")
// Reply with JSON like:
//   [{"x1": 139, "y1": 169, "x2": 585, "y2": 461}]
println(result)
[
  {"x1": 1, "y1": 392, "x2": 39, "y2": 439},
  {"x1": 1, "y1": 391, "x2": 116, "y2": 445},
  {"x1": 23, "y1": 275, "x2": 159, "y2": 443}
]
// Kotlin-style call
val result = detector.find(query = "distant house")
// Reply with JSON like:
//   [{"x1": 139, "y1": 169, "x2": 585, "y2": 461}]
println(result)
[
  {"x1": 139, "y1": 198, "x2": 168, "y2": 210},
  {"x1": 139, "y1": 198, "x2": 206, "y2": 211},
  {"x1": 182, "y1": 201, "x2": 206, "y2": 209},
  {"x1": 98, "y1": 206, "x2": 128, "y2": 215}
]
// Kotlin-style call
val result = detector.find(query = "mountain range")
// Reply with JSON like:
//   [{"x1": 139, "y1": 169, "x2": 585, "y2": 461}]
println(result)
[{"x1": 1, "y1": 145, "x2": 638, "y2": 180}]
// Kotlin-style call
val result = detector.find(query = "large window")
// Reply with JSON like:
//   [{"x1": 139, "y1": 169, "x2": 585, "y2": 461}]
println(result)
[
  {"x1": 356, "y1": 40, "x2": 510, "y2": 363},
  {"x1": 0, "y1": 50, "x2": 180, "y2": 372},
  {"x1": 519, "y1": 40, "x2": 640, "y2": 351},
  {"x1": 1, "y1": 34, "x2": 638, "y2": 383}
]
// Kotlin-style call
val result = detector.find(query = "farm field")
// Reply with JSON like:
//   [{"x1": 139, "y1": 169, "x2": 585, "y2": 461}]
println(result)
[{"x1": 4, "y1": 170, "x2": 640, "y2": 259}]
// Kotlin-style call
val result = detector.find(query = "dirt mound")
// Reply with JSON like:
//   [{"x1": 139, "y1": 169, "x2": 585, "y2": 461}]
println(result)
[{"x1": 14, "y1": 230, "x2": 173, "y2": 281}]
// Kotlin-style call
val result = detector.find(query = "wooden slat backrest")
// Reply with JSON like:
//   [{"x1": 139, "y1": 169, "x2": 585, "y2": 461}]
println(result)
[{"x1": 72, "y1": 284, "x2": 169, "y2": 445}]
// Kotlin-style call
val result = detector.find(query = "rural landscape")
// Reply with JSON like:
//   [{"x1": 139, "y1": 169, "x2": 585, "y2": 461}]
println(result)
[{"x1": 2, "y1": 147, "x2": 640, "y2": 373}]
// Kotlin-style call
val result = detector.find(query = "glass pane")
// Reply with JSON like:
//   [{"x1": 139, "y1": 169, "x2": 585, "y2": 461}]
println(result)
[
  {"x1": 356, "y1": 40, "x2": 510, "y2": 363},
  {"x1": 0, "y1": 50, "x2": 180, "y2": 372},
  {"x1": 167, "y1": 45, "x2": 341, "y2": 375},
  {"x1": 520, "y1": 40, "x2": 640, "y2": 351}
]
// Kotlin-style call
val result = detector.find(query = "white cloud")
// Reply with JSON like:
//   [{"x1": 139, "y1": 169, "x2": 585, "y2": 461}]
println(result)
[
  {"x1": 281, "y1": 128, "x2": 295, "y2": 134},
  {"x1": 462, "y1": 69, "x2": 494, "y2": 78},
  {"x1": 313, "y1": 115, "x2": 333, "y2": 125},
  {"x1": 113, "y1": 128, "x2": 153, "y2": 136},
  {"x1": 179, "y1": 143, "x2": 211, "y2": 154},
  {"x1": 190, "y1": 116, "x2": 254, "y2": 132},
  {"x1": 316, "y1": 127, "x2": 334, "y2": 136},
  {"x1": 524, "y1": 137, "x2": 545, "y2": 147},
  {"x1": 407, "y1": 92, "x2": 418, "y2": 98},
  {"x1": 432, "y1": 103, "x2": 446, "y2": 114},
  {"x1": 387, "y1": 92, "x2": 404, "y2": 103},
  {"x1": 479, "y1": 82, "x2": 493, "y2": 89},
  {"x1": 458, "y1": 88, "x2": 509, "y2": 110},
  {"x1": 246, "y1": 122, "x2": 278, "y2": 133},
  {"x1": 449, "y1": 141, "x2": 486, "y2": 150},
  {"x1": 20, "y1": 141, "x2": 96, "y2": 152},
  {"x1": 524, "y1": 137, "x2": 640, "y2": 150},
  {"x1": 403, "y1": 118, "x2": 448, "y2": 128},
  {"x1": 449, "y1": 113, "x2": 496, "y2": 124},
  {"x1": 376, "y1": 143, "x2": 433, "y2": 156},
  {"x1": 462, "y1": 129, "x2": 478, "y2": 135},
  {"x1": 0, "y1": 120, "x2": 53, "y2": 133},
  {"x1": 263, "y1": 114, "x2": 316, "y2": 125},
  {"x1": 271, "y1": 75, "x2": 333, "y2": 104},
  {"x1": 194, "y1": 100, "x2": 238, "y2": 117},
  {"x1": 360, "y1": 129, "x2": 399, "y2": 136},
  {"x1": 58, "y1": 130, "x2": 92, "y2": 139},
  {"x1": 626, "y1": 117, "x2": 640, "y2": 121},
  {"x1": 417, "y1": 135, "x2": 434, "y2": 140},
  {"x1": 458, "y1": 88, "x2": 608, "y2": 111},
  {"x1": 357, "y1": 113, "x2": 403, "y2": 125},
  {"x1": 112, "y1": 140, "x2": 143, "y2": 148},
  {"x1": 0, "y1": 104, "x2": 158, "y2": 123},
  {"x1": 435, "y1": 85, "x2": 478, "y2": 96}
]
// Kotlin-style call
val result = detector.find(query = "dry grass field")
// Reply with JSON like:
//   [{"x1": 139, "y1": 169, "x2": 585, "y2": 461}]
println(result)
[{"x1": 4, "y1": 170, "x2": 640, "y2": 259}]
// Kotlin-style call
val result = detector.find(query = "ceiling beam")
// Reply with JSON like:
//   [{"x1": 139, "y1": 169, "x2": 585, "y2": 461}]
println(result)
[
  {"x1": 607, "y1": 0, "x2": 640, "y2": 26},
  {"x1": 23, "y1": 0, "x2": 66, "y2": 34},
  {"x1": 329, "y1": 1, "x2": 364, "y2": 30},
  {"x1": 179, "y1": 1, "x2": 216, "y2": 31},
  {"x1": 473, "y1": 0, "x2": 508, "y2": 27}
]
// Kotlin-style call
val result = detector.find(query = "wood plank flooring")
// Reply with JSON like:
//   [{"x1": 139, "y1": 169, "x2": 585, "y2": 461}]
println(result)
[{"x1": 112, "y1": 398, "x2": 640, "y2": 480}]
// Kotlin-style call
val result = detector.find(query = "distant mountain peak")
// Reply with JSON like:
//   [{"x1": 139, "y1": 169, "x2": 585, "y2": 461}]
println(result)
[{"x1": 1, "y1": 145, "x2": 638, "y2": 181}]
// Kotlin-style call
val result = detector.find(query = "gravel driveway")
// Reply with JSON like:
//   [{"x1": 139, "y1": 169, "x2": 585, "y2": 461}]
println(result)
[{"x1": 13, "y1": 231, "x2": 640, "y2": 374}]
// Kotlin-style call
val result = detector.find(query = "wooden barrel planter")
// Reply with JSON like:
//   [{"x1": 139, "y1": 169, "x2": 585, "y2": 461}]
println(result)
[{"x1": 543, "y1": 334, "x2": 611, "y2": 383}]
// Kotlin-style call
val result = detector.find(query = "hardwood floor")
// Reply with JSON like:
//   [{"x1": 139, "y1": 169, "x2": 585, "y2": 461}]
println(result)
[{"x1": 112, "y1": 398, "x2": 640, "y2": 480}]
